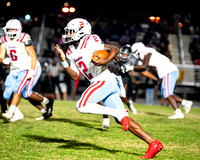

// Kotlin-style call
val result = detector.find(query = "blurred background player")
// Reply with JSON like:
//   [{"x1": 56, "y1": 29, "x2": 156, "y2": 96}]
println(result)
[
  {"x1": 123, "y1": 42, "x2": 193, "y2": 119},
  {"x1": 55, "y1": 66, "x2": 68, "y2": 100},
  {"x1": 0, "y1": 19, "x2": 53, "y2": 122},
  {"x1": 102, "y1": 44, "x2": 158, "y2": 129},
  {"x1": 116, "y1": 44, "x2": 139, "y2": 113},
  {"x1": 144, "y1": 67, "x2": 158, "y2": 105},
  {"x1": 55, "y1": 18, "x2": 163, "y2": 159},
  {"x1": 47, "y1": 58, "x2": 62, "y2": 99}
]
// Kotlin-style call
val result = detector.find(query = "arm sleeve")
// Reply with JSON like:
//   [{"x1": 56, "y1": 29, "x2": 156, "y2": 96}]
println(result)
[
  {"x1": 24, "y1": 39, "x2": 33, "y2": 46},
  {"x1": 22, "y1": 33, "x2": 33, "y2": 46}
]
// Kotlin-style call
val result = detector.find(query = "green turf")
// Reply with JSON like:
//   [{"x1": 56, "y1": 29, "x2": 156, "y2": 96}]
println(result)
[{"x1": 0, "y1": 100, "x2": 200, "y2": 160}]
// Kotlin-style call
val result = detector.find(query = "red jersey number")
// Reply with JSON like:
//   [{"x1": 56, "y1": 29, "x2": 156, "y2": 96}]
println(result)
[
  {"x1": 78, "y1": 61, "x2": 93, "y2": 80},
  {"x1": 10, "y1": 50, "x2": 18, "y2": 61},
  {"x1": 92, "y1": 35, "x2": 99, "y2": 42}
]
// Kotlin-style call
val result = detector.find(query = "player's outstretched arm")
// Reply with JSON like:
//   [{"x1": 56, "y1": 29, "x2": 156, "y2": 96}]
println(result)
[
  {"x1": 55, "y1": 44, "x2": 79, "y2": 81},
  {"x1": 120, "y1": 53, "x2": 153, "y2": 74},
  {"x1": 25, "y1": 45, "x2": 38, "y2": 79},
  {"x1": 0, "y1": 44, "x2": 6, "y2": 63},
  {"x1": 133, "y1": 53, "x2": 152, "y2": 72},
  {"x1": 25, "y1": 45, "x2": 37, "y2": 71},
  {"x1": 141, "y1": 70, "x2": 158, "y2": 81}
]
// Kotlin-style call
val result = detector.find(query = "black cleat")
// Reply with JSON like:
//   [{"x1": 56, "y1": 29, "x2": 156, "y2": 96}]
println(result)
[{"x1": 43, "y1": 99, "x2": 54, "y2": 119}]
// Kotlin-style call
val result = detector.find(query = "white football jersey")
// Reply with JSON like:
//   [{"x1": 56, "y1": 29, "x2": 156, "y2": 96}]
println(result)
[
  {"x1": 135, "y1": 45, "x2": 178, "y2": 78},
  {"x1": 66, "y1": 34, "x2": 115, "y2": 82},
  {"x1": 0, "y1": 33, "x2": 34, "y2": 72}
]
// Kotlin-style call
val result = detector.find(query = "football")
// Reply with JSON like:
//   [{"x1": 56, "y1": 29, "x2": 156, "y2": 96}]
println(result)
[{"x1": 92, "y1": 50, "x2": 109, "y2": 61}]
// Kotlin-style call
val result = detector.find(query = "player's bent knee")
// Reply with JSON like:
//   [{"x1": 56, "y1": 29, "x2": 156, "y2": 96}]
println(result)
[
  {"x1": 76, "y1": 101, "x2": 84, "y2": 113},
  {"x1": 76, "y1": 99, "x2": 88, "y2": 110},
  {"x1": 76, "y1": 100, "x2": 81, "y2": 109},
  {"x1": 76, "y1": 107, "x2": 87, "y2": 113},
  {"x1": 76, "y1": 101, "x2": 91, "y2": 113}
]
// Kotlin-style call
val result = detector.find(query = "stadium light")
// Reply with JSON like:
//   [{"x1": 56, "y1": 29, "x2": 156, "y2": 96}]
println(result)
[
  {"x1": 149, "y1": 16, "x2": 155, "y2": 22},
  {"x1": 62, "y1": 6, "x2": 76, "y2": 13},
  {"x1": 34, "y1": 17, "x2": 39, "y2": 22},
  {"x1": 64, "y1": 2, "x2": 69, "y2": 7},
  {"x1": 155, "y1": 17, "x2": 160, "y2": 24},
  {"x1": 179, "y1": 22, "x2": 183, "y2": 28},
  {"x1": 69, "y1": 7, "x2": 75, "y2": 13},
  {"x1": 25, "y1": 14, "x2": 31, "y2": 20},
  {"x1": 62, "y1": 7, "x2": 69, "y2": 13},
  {"x1": 149, "y1": 16, "x2": 161, "y2": 24},
  {"x1": 6, "y1": 1, "x2": 11, "y2": 7}
]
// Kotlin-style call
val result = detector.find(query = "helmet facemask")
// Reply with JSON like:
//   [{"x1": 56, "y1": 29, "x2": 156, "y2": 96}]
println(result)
[
  {"x1": 5, "y1": 29, "x2": 21, "y2": 39},
  {"x1": 119, "y1": 52, "x2": 130, "y2": 63},
  {"x1": 62, "y1": 29, "x2": 75, "y2": 43},
  {"x1": 62, "y1": 27, "x2": 84, "y2": 43},
  {"x1": 62, "y1": 18, "x2": 91, "y2": 44},
  {"x1": 119, "y1": 45, "x2": 132, "y2": 63}
]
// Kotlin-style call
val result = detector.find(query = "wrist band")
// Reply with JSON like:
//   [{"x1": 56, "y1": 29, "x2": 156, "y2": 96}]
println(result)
[{"x1": 61, "y1": 60, "x2": 69, "y2": 68}]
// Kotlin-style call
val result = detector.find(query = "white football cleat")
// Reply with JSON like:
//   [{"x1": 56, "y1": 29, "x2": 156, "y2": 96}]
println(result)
[
  {"x1": 2, "y1": 111, "x2": 14, "y2": 121},
  {"x1": 36, "y1": 116, "x2": 45, "y2": 120},
  {"x1": 168, "y1": 110, "x2": 184, "y2": 119},
  {"x1": 10, "y1": 111, "x2": 24, "y2": 122},
  {"x1": 183, "y1": 100, "x2": 193, "y2": 114},
  {"x1": 102, "y1": 118, "x2": 110, "y2": 130}
]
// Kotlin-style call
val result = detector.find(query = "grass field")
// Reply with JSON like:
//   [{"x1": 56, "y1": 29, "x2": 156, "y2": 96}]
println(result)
[{"x1": 0, "y1": 100, "x2": 200, "y2": 160}]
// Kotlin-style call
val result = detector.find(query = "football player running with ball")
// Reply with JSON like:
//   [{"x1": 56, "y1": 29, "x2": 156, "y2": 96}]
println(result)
[{"x1": 55, "y1": 18, "x2": 163, "y2": 159}]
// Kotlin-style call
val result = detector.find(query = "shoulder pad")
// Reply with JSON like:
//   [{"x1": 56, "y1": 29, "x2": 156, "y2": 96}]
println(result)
[
  {"x1": 17, "y1": 33, "x2": 31, "y2": 43},
  {"x1": 0, "y1": 36, "x2": 8, "y2": 44},
  {"x1": 80, "y1": 34, "x2": 103, "y2": 50}
]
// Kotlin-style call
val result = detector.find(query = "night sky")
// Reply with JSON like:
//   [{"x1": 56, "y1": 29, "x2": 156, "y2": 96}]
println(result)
[{"x1": 0, "y1": 0, "x2": 198, "y2": 25}]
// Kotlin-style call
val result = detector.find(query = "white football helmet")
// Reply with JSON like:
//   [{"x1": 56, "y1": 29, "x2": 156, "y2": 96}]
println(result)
[
  {"x1": 131, "y1": 42, "x2": 146, "y2": 59},
  {"x1": 3, "y1": 19, "x2": 22, "y2": 39},
  {"x1": 62, "y1": 18, "x2": 92, "y2": 43}
]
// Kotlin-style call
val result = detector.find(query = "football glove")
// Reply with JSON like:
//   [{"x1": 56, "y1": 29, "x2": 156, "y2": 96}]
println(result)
[
  {"x1": 2, "y1": 58, "x2": 11, "y2": 65},
  {"x1": 27, "y1": 69, "x2": 36, "y2": 79},
  {"x1": 120, "y1": 65, "x2": 134, "y2": 73}
]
